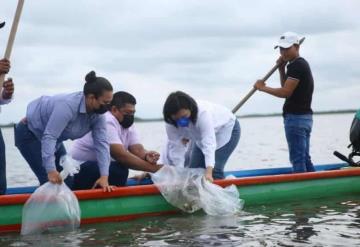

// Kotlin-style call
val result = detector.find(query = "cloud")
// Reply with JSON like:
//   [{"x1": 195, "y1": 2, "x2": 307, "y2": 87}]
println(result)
[{"x1": 0, "y1": 0, "x2": 359, "y2": 123}]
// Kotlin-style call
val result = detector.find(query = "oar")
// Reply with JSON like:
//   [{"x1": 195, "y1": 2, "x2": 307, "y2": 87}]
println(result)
[
  {"x1": 232, "y1": 37, "x2": 305, "y2": 114},
  {"x1": 0, "y1": 0, "x2": 25, "y2": 88}
]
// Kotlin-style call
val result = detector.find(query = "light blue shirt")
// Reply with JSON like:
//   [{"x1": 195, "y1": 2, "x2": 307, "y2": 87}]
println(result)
[{"x1": 26, "y1": 91, "x2": 110, "y2": 176}]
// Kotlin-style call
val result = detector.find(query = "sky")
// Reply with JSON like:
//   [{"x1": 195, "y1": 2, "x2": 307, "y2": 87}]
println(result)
[{"x1": 0, "y1": 0, "x2": 359, "y2": 123}]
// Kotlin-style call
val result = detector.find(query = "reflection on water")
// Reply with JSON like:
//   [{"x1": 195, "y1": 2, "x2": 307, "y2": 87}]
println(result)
[{"x1": 2, "y1": 196, "x2": 360, "y2": 246}]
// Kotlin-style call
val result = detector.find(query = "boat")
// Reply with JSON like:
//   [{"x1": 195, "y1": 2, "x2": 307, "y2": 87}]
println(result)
[{"x1": 1, "y1": 163, "x2": 360, "y2": 233}]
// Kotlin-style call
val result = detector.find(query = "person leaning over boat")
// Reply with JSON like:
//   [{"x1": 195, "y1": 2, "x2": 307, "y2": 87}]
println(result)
[
  {"x1": 162, "y1": 91, "x2": 240, "y2": 182},
  {"x1": 254, "y1": 32, "x2": 315, "y2": 173},
  {"x1": 14, "y1": 71, "x2": 114, "y2": 191},
  {"x1": 70, "y1": 91, "x2": 162, "y2": 190}
]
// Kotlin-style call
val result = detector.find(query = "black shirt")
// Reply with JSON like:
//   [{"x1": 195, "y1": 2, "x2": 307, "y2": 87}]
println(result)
[{"x1": 283, "y1": 57, "x2": 314, "y2": 115}]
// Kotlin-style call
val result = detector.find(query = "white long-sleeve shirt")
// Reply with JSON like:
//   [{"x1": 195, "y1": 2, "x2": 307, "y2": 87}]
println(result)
[{"x1": 165, "y1": 100, "x2": 236, "y2": 168}]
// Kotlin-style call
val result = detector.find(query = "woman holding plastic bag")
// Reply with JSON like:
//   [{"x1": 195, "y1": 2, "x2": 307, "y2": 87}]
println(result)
[
  {"x1": 162, "y1": 91, "x2": 241, "y2": 181},
  {"x1": 15, "y1": 71, "x2": 113, "y2": 191}
]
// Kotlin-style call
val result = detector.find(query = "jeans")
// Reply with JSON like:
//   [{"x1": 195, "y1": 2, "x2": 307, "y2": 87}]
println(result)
[
  {"x1": 189, "y1": 119, "x2": 241, "y2": 179},
  {"x1": 0, "y1": 129, "x2": 6, "y2": 194},
  {"x1": 71, "y1": 161, "x2": 129, "y2": 190},
  {"x1": 14, "y1": 121, "x2": 71, "y2": 186},
  {"x1": 284, "y1": 114, "x2": 314, "y2": 173}
]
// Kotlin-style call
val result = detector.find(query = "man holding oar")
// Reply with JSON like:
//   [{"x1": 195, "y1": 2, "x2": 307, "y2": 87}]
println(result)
[
  {"x1": 0, "y1": 21, "x2": 15, "y2": 195},
  {"x1": 254, "y1": 32, "x2": 315, "y2": 173}
]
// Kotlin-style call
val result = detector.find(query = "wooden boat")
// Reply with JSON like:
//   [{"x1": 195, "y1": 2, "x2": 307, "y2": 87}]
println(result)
[{"x1": 1, "y1": 163, "x2": 360, "y2": 233}]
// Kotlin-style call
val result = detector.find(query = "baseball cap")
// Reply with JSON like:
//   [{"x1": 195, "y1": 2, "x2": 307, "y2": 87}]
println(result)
[
  {"x1": 274, "y1": 32, "x2": 303, "y2": 49},
  {"x1": 0, "y1": 22, "x2": 5, "y2": 29}
]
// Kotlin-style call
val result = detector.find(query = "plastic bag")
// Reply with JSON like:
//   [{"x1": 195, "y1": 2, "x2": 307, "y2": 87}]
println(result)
[
  {"x1": 21, "y1": 155, "x2": 81, "y2": 235},
  {"x1": 151, "y1": 165, "x2": 244, "y2": 216}
]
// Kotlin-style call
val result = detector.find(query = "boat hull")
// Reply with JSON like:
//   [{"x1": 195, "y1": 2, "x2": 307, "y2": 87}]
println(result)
[{"x1": 1, "y1": 163, "x2": 360, "y2": 233}]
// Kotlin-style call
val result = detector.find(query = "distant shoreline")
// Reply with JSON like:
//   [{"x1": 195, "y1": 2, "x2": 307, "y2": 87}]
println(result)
[{"x1": 1, "y1": 109, "x2": 356, "y2": 128}]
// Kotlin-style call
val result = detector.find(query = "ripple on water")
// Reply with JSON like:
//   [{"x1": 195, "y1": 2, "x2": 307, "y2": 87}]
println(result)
[{"x1": 2, "y1": 196, "x2": 360, "y2": 246}]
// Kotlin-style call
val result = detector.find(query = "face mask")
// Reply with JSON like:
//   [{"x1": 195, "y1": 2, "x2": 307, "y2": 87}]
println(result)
[
  {"x1": 176, "y1": 117, "x2": 190, "y2": 127},
  {"x1": 94, "y1": 104, "x2": 108, "y2": 114},
  {"x1": 120, "y1": 114, "x2": 134, "y2": 128}
]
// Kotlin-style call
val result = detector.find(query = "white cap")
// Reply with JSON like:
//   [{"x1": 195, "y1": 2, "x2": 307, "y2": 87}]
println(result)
[{"x1": 274, "y1": 32, "x2": 303, "y2": 49}]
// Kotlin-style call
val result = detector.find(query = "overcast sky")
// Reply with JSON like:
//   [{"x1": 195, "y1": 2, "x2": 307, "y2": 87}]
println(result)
[{"x1": 0, "y1": 0, "x2": 359, "y2": 123}]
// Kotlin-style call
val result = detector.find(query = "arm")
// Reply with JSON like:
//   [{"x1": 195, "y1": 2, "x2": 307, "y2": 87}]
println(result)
[
  {"x1": 165, "y1": 123, "x2": 187, "y2": 166},
  {"x1": 254, "y1": 78, "x2": 299, "y2": 98},
  {"x1": 277, "y1": 57, "x2": 287, "y2": 87},
  {"x1": 91, "y1": 115, "x2": 110, "y2": 176},
  {"x1": 42, "y1": 104, "x2": 73, "y2": 183},
  {"x1": 197, "y1": 111, "x2": 217, "y2": 182},
  {"x1": 111, "y1": 143, "x2": 161, "y2": 173},
  {"x1": 91, "y1": 115, "x2": 113, "y2": 192},
  {"x1": 129, "y1": 144, "x2": 160, "y2": 164}
]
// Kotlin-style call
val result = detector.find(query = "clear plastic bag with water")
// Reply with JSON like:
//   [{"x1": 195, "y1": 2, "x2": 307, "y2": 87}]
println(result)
[
  {"x1": 151, "y1": 165, "x2": 244, "y2": 216},
  {"x1": 21, "y1": 155, "x2": 81, "y2": 235}
]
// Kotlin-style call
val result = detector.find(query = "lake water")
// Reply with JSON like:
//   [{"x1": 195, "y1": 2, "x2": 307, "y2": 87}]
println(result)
[
  {"x1": 3, "y1": 113, "x2": 354, "y2": 187},
  {"x1": 1, "y1": 113, "x2": 359, "y2": 246}
]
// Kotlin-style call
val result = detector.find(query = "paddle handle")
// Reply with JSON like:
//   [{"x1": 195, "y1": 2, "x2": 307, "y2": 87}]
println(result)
[
  {"x1": 0, "y1": 0, "x2": 25, "y2": 87},
  {"x1": 232, "y1": 64, "x2": 279, "y2": 113},
  {"x1": 232, "y1": 37, "x2": 305, "y2": 114}
]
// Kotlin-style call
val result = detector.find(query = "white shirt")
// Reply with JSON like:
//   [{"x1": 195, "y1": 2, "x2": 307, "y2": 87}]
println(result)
[{"x1": 165, "y1": 100, "x2": 236, "y2": 168}]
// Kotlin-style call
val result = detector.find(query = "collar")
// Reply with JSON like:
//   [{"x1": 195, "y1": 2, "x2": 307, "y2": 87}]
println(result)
[{"x1": 288, "y1": 56, "x2": 301, "y2": 64}]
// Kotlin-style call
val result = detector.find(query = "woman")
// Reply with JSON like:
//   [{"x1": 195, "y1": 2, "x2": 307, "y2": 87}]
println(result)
[
  {"x1": 15, "y1": 71, "x2": 114, "y2": 191},
  {"x1": 162, "y1": 91, "x2": 240, "y2": 182}
]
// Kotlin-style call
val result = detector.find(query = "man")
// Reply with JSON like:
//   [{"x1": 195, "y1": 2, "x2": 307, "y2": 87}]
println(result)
[
  {"x1": 70, "y1": 91, "x2": 162, "y2": 189},
  {"x1": 254, "y1": 32, "x2": 314, "y2": 173},
  {"x1": 1, "y1": 21, "x2": 16, "y2": 194}
]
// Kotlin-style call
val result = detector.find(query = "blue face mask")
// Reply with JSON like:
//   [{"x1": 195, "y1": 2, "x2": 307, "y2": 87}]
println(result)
[{"x1": 176, "y1": 117, "x2": 190, "y2": 127}]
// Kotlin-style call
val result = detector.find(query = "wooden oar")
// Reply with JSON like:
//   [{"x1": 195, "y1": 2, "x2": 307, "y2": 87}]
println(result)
[
  {"x1": 0, "y1": 0, "x2": 25, "y2": 88},
  {"x1": 232, "y1": 37, "x2": 305, "y2": 114}
]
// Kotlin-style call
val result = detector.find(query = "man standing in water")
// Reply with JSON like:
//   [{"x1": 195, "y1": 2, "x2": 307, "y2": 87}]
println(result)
[
  {"x1": 254, "y1": 32, "x2": 314, "y2": 173},
  {"x1": 0, "y1": 21, "x2": 16, "y2": 194}
]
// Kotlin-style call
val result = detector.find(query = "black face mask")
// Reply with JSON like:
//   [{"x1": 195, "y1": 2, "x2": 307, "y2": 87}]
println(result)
[
  {"x1": 94, "y1": 104, "x2": 108, "y2": 114},
  {"x1": 120, "y1": 114, "x2": 134, "y2": 128}
]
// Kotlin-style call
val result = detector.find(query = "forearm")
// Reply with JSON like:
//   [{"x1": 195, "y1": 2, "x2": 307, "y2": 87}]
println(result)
[
  {"x1": 116, "y1": 152, "x2": 160, "y2": 173},
  {"x1": 260, "y1": 86, "x2": 289, "y2": 98},
  {"x1": 129, "y1": 145, "x2": 147, "y2": 160},
  {"x1": 279, "y1": 68, "x2": 286, "y2": 87},
  {"x1": 41, "y1": 136, "x2": 57, "y2": 173}
]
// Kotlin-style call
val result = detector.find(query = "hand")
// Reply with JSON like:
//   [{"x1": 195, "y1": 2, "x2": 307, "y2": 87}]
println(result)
[
  {"x1": 2, "y1": 78, "x2": 14, "y2": 99},
  {"x1": 131, "y1": 172, "x2": 150, "y2": 182},
  {"x1": 48, "y1": 170, "x2": 63, "y2": 184},
  {"x1": 92, "y1": 175, "x2": 114, "y2": 192},
  {"x1": 145, "y1": 151, "x2": 160, "y2": 164},
  {"x1": 0, "y1": 58, "x2": 10, "y2": 74},
  {"x1": 254, "y1": 79, "x2": 266, "y2": 91},
  {"x1": 204, "y1": 167, "x2": 214, "y2": 183}
]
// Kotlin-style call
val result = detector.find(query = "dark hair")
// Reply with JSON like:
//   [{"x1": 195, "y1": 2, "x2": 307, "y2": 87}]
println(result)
[
  {"x1": 111, "y1": 91, "x2": 137, "y2": 108},
  {"x1": 83, "y1": 71, "x2": 113, "y2": 98},
  {"x1": 163, "y1": 91, "x2": 198, "y2": 126}
]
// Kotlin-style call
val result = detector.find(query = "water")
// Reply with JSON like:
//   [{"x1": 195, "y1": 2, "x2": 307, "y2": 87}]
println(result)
[
  {"x1": 1, "y1": 113, "x2": 358, "y2": 246},
  {"x1": 2, "y1": 196, "x2": 360, "y2": 246},
  {"x1": 3, "y1": 113, "x2": 353, "y2": 187}
]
